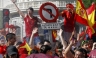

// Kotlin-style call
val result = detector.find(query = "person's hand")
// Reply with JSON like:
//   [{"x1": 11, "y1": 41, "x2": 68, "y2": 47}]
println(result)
[
  {"x1": 32, "y1": 27, "x2": 38, "y2": 34},
  {"x1": 57, "y1": 29, "x2": 63, "y2": 36},
  {"x1": 93, "y1": 42, "x2": 96, "y2": 48},
  {"x1": 11, "y1": 0, "x2": 16, "y2": 3},
  {"x1": 69, "y1": 39, "x2": 77, "y2": 46}
]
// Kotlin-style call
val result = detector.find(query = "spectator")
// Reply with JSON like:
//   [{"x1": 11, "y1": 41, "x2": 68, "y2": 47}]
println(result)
[
  {"x1": 40, "y1": 45, "x2": 52, "y2": 55},
  {"x1": 11, "y1": 0, "x2": 42, "y2": 43},
  {"x1": 81, "y1": 40, "x2": 89, "y2": 53},
  {"x1": 0, "y1": 39, "x2": 7, "y2": 56},
  {"x1": 7, "y1": 46, "x2": 19, "y2": 58},
  {"x1": 60, "y1": 3, "x2": 76, "y2": 43},
  {"x1": 6, "y1": 33, "x2": 19, "y2": 58}
]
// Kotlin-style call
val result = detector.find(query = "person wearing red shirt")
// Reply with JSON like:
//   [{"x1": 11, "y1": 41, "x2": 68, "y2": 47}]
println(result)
[
  {"x1": 11, "y1": 0, "x2": 42, "y2": 43},
  {"x1": 60, "y1": 3, "x2": 76, "y2": 43},
  {"x1": 0, "y1": 39, "x2": 6, "y2": 56}
]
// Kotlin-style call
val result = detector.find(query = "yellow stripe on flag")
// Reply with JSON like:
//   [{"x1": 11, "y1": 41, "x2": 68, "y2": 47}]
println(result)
[
  {"x1": 86, "y1": 3, "x2": 95, "y2": 34},
  {"x1": 20, "y1": 42, "x2": 32, "y2": 55},
  {"x1": 76, "y1": 0, "x2": 88, "y2": 20}
]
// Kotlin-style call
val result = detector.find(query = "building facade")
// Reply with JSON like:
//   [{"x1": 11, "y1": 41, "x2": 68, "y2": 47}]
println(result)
[{"x1": 0, "y1": 0, "x2": 3, "y2": 8}]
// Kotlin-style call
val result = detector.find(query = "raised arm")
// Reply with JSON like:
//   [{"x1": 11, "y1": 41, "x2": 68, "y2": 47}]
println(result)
[
  {"x1": 57, "y1": 29, "x2": 67, "y2": 49},
  {"x1": 63, "y1": 30, "x2": 75, "y2": 58},
  {"x1": 29, "y1": 27, "x2": 38, "y2": 48},
  {"x1": 11, "y1": 0, "x2": 25, "y2": 18}
]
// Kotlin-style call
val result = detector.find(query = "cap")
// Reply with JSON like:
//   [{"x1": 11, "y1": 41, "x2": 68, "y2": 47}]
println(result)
[{"x1": 7, "y1": 46, "x2": 18, "y2": 56}]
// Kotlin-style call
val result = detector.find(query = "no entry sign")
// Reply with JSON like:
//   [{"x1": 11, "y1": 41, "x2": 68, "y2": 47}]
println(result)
[{"x1": 39, "y1": 2, "x2": 59, "y2": 22}]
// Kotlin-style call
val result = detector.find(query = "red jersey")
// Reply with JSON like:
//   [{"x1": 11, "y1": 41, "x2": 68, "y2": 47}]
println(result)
[
  {"x1": 24, "y1": 15, "x2": 39, "y2": 37},
  {"x1": 0, "y1": 45, "x2": 6, "y2": 55},
  {"x1": 62, "y1": 10, "x2": 76, "y2": 32}
]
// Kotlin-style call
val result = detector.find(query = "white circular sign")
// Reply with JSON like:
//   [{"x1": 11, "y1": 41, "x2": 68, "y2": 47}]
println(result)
[
  {"x1": 42, "y1": 5, "x2": 56, "y2": 20},
  {"x1": 39, "y1": 2, "x2": 59, "y2": 22}
]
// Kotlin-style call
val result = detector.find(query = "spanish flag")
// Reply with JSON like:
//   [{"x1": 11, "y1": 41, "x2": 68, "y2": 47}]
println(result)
[
  {"x1": 93, "y1": 15, "x2": 96, "y2": 28},
  {"x1": 75, "y1": 0, "x2": 88, "y2": 26},
  {"x1": 52, "y1": 30, "x2": 57, "y2": 42},
  {"x1": 86, "y1": 3, "x2": 95, "y2": 34},
  {"x1": 76, "y1": 0, "x2": 95, "y2": 38},
  {"x1": 19, "y1": 41, "x2": 32, "y2": 55}
]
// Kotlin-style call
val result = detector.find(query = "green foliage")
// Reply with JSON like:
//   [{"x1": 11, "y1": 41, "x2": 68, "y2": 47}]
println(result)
[{"x1": 82, "y1": 0, "x2": 96, "y2": 9}]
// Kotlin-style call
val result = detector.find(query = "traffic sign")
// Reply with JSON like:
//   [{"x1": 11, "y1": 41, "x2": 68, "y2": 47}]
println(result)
[
  {"x1": 40, "y1": 23, "x2": 61, "y2": 29},
  {"x1": 39, "y1": 2, "x2": 59, "y2": 22}
]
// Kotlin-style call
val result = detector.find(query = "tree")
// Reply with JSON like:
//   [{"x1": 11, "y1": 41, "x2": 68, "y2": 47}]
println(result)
[{"x1": 82, "y1": 0, "x2": 92, "y2": 8}]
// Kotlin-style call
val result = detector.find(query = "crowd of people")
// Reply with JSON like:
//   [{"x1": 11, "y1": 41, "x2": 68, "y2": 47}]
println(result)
[{"x1": 0, "y1": 0, "x2": 96, "y2": 58}]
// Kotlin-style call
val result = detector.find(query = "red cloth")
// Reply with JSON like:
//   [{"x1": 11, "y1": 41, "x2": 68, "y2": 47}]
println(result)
[
  {"x1": 18, "y1": 48, "x2": 28, "y2": 55},
  {"x1": 20, "y1": 54, "x2": 28, "y2": 58},
  {"x1": 79, "y1": 31, "x2": 85, "y2": 37},
  {"x1": 86, "y1": 26, "x2": 92, "y2": 38},
  {"x1": 92, "y1": 32, "x2": 96, "y2": 36},
  {"x1": 93, "y1": 23, "x2": 96, "y2": 28},
  {"x1": 0, "y1": 45, "x2": 6, "y2": 55},
  {"x1": 24, "y1": 15, "x2": 39, "y2": 37},
  {"x1": 79, "y1": 31, "x2": 86, "y2": 40},
  {"x1": 62, "y1": 10, "x2": 75, "y2": 32},
  {"x1": 9, "y1": 25, "x2": 15, "y2": 29}
]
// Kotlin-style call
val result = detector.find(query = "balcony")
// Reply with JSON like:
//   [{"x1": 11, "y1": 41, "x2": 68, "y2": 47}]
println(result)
[{"x1": 6, "y1": 1, "x2": 76, "y2": 13}]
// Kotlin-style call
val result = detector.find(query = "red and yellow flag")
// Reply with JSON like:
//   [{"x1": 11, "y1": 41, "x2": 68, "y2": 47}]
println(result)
[
  {"x1": 76, "y1": 0, "x2": 95, "y2": 38},
  {"x1": 19, "y1": 41, "x2": 32, "y2": 55},
  {"x1": 86, "y1": 3, "x2": 95, "y2": 34},
  {"x1": 75, "y1": 0, "x2": 88, "y2": 26},
  {"x1": 52, "y1": 30, "x2": 57, "y2": 42}
]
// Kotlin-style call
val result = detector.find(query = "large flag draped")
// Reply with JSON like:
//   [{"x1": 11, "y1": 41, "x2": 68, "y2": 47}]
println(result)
[
  {"x1": 86, "y1": 3, "x2": 95, "y2": 36},
  {"x1": 86, "y1": 3, "x2": 95, "y2": 26},
  {"x1": 75, "y1": 0, "x2": 88, "y2": 26},
  {"x1": 76, "y1": 0, "x2": 95, "y2": 38}
]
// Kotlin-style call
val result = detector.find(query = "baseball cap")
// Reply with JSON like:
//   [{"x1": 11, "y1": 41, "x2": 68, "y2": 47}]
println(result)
[{"x1": 7, "y1": 46, "x2": 18, "y2": 56}]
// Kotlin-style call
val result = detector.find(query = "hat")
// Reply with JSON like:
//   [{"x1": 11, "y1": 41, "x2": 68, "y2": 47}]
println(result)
[{"x1": 7, "y1": 46, "x2": 18, "y2": 56}]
